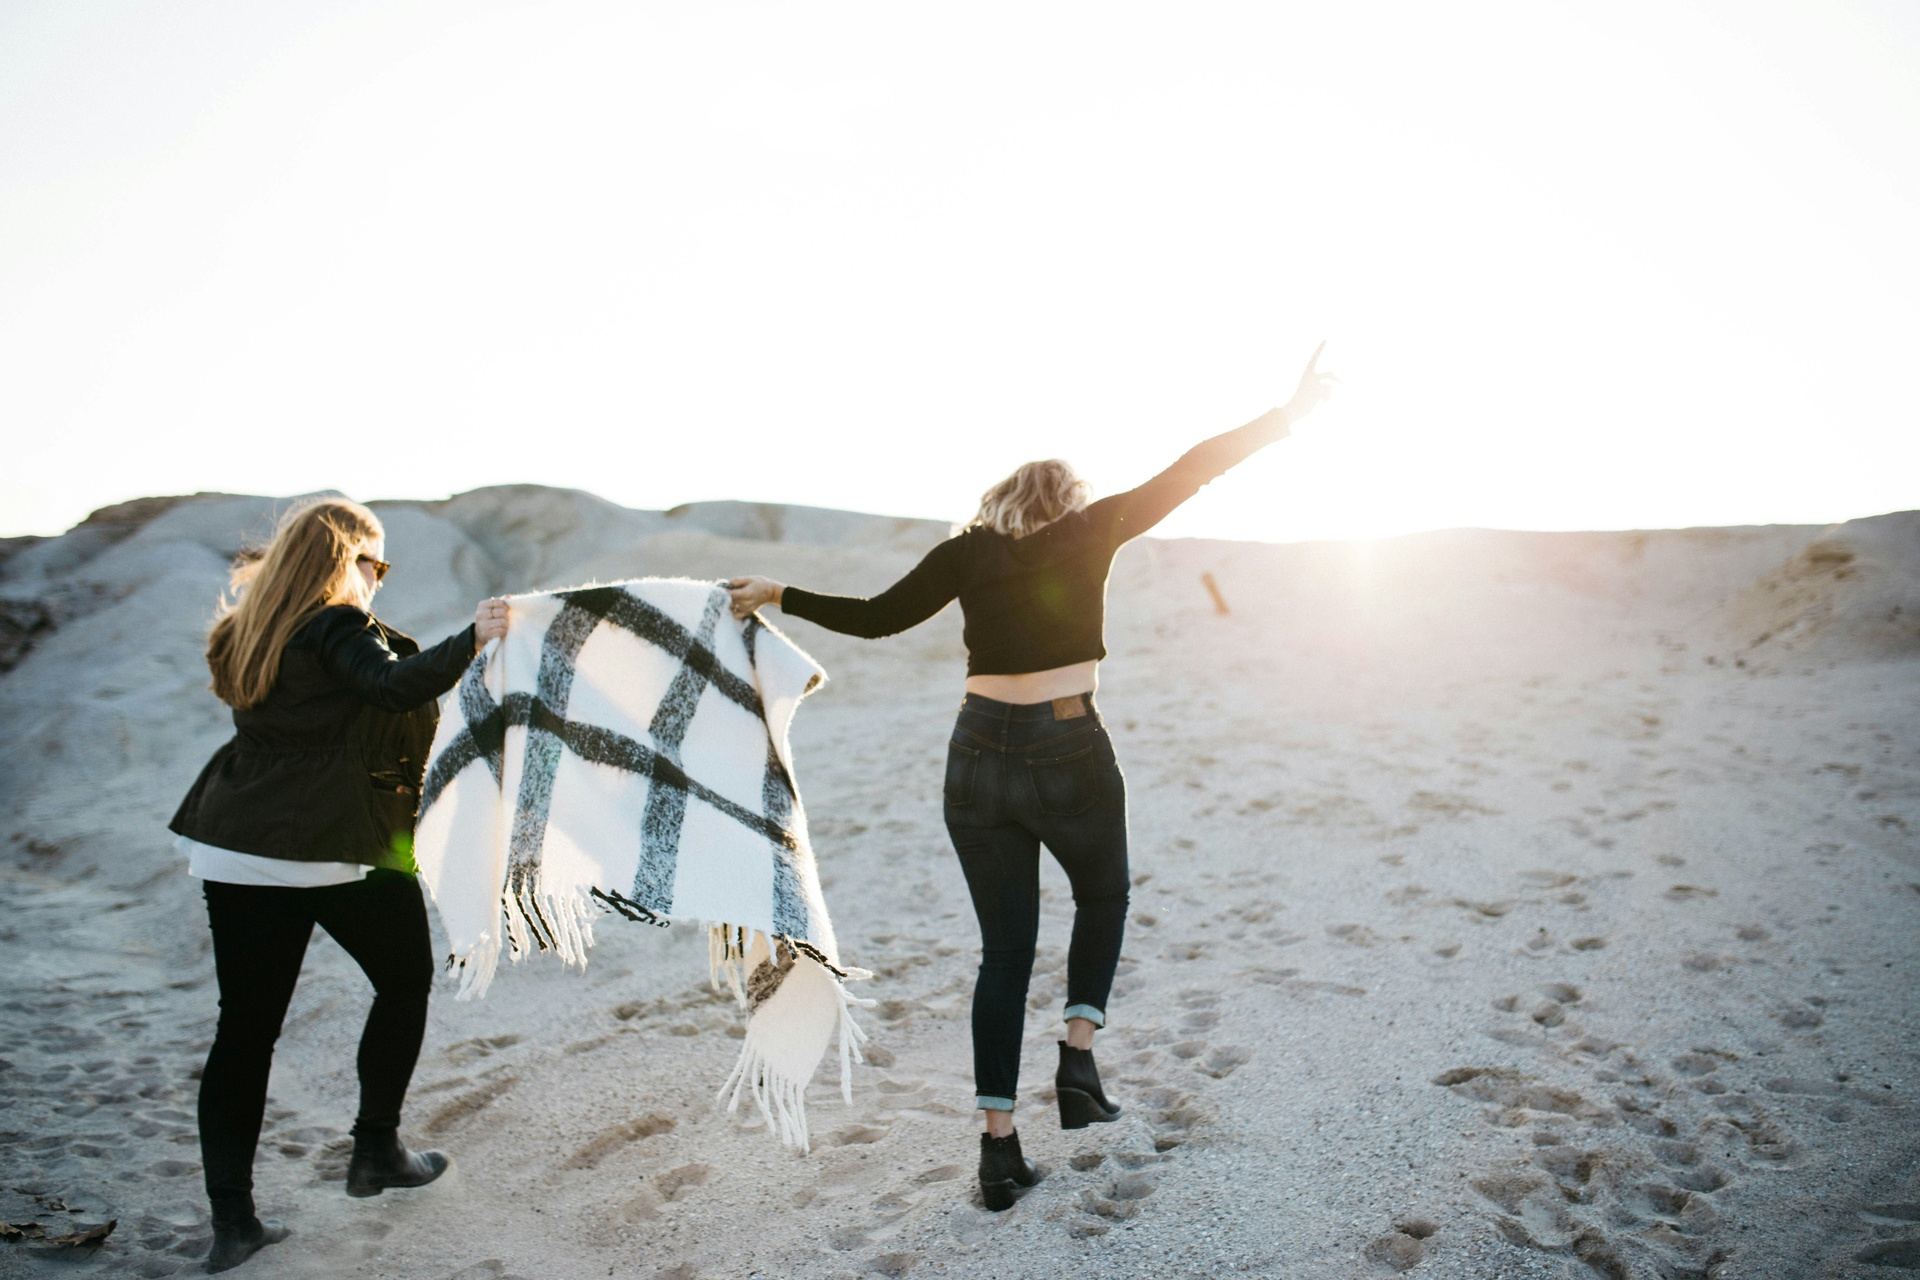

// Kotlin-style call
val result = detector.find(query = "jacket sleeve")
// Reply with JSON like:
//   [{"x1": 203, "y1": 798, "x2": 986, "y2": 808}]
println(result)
[
  {"x1": 310, "y1": 608, "x2": 478, "y2": 712},
  {"x1": 1089, "y1": 407, "x2": 1291, "y2": 546},
  {"x1": 780, "y1": 537, "x2": 965, "y2": 638}
]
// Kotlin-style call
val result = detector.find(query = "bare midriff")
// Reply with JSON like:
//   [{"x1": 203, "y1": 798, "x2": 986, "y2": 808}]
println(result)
[{"x1": 963, "y1": 659, "x2": 1099, "y2": 706}]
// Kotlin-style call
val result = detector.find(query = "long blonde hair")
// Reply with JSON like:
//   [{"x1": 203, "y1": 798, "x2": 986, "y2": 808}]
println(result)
[
  {"x1": 206, "y1": 498, "x2": 384, "y2": 709},
  {"x1": 968, "y1": 459, "x2": 1090, "y2": 538}
]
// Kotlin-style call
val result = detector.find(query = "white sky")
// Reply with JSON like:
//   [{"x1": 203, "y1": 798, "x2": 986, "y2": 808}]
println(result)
[{"x1": 3, "y1": 0, "x2": 1917, "y2": 542}]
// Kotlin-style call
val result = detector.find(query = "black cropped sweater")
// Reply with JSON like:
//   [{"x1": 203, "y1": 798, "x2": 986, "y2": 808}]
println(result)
[{"x1": 780, "y1": 409, "x2": 1289, "y2": 675}]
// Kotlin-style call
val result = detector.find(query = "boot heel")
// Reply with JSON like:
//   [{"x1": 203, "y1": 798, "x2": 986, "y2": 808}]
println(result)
[
  {"x1": 980, "y1": 1176, "x2": 1017, "y2": 1211},
  {"x1": 1057, "y1": 1086, "x2": 1100, "y2": 1130}
]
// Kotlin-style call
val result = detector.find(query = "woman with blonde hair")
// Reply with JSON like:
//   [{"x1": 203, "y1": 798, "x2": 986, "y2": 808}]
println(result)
[
  {"x1": 169, "y1": 497, "x2": 509, "y2": 1272},
  {"x1": 728, "y1": 345, "x2": 1337, "y2": 1209}
]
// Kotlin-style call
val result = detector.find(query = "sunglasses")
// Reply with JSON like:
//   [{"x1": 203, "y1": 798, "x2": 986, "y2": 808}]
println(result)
[{"x1": 356, "y1": 554, "x2": 391, "y2": 583}]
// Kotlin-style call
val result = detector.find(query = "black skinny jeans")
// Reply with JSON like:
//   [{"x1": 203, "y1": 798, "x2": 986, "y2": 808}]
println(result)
[
  {"x1": 943, "y1": 693, "x2": 1129, "y2": 1110},
  {"x1": 198, "y1": 869, "x2": 434, "y2": 1220}
]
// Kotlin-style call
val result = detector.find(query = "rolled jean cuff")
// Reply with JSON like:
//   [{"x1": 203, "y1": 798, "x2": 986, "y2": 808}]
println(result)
[
  {"x1": 976, "y1": 1095, "x2": 1015, "y2": 1112},
  {"x1": 1063, "y1": 1004, "x2": 1106, "y2": 1028}
]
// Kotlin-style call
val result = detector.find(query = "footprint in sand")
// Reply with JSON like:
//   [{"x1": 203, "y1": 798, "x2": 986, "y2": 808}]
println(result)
[
  {"x1": 1201, "y1": 1046, "x2": 1252, "y2": 1079},
  {"x1": 563, "y1": 1113, "x2": 675, "y2": 1170},
  {"x1": 1242, "y1": 966, "x2": 1368, "y2": 999},
  {"x1": 1489, "y1": 983, "x2": 1582, "y2": 1033},
  {"x1": 1855, "y1": 1240, "x2": 1920, "y2": 1267},
  {"x1": 1707, "y1": 1095, "x2": 1803, "y2": 1168},
  {"x1": 831, "y1": 1124, "x2": 891, "y2": 1146},
  {"x1": 1670, "y1": 1049, "x2": 1735, "y2": 1096},
  {"x1": 442, "y1": 1262, "x2": 535, "y2": 1280},
  {"x1": 912, "y1": 1164, "x2": 963, "y2": 1184},
  {"x1": 1853, "y1": 1204, "x2": 1920, "y2": 1269},
  {"x1": 1434, "y1": 1068, "x2": 1601, "y2": 1123},
  {"x1": 1469, "y1": 1165, "x2": 1659, "y2": 1277},
  {"x1": 1093, "y1": 1082, "x2": 1210, "y2": 1153},
  {"x1": 1327, "y1": 922, "x2": 1388, "y2": 946},
  {"x1": 1362, "y1": 1218, "x2": 1439, "y2": 1272},
  {"x1": 1438, "y1": 1007, "x2": 1765, "y2": 1274},
  {"x1": 656, "y1": 1164, "x2": 710, "y2": 1201},
  {"x1": 1076, "y1": 1169, "x2": 1161, "y2": 1225},
  {"x1": 618, "y1": 1165, "x2": 713, "y2": 1223},
  {"x1": 424, "y1": 1074, "x2": 516, "y2": 1136},
  {"x1": 313, "y1": 1134, "x2": 356, "y2": 1182},
  {"x1": 1777, "y1": 998, "x2": 1826, "y2": 1030},
  {"x1": 443, "y1": 1034, "x2": 523, "y2": 1066}
]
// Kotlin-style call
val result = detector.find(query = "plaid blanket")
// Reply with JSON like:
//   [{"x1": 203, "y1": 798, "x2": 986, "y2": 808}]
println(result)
[{"x1": 413, "y1": 578, "x2": 868, "y2": 1149}]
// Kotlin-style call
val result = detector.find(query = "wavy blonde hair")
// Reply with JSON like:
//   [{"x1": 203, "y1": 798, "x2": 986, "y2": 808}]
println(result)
[
  {"x1": 968, "y1": 459, "x2": 1090, "y2": 538},
  {"x1": 206, "y1": 498, "x2": 384, "y2": 709}
]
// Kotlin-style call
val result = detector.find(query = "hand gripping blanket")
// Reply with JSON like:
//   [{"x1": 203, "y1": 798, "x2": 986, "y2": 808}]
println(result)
[{"x1": 413, "y1": 578, "x2": 869, "y2": 1150}]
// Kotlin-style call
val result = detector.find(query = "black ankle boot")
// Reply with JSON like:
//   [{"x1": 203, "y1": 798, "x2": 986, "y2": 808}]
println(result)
[
  {"x1": 978, "y1": 1131, "x2": 1042, "y2": 1212},
  {"x1": 206, "y1": 1216, "x2": 288, "y2": 1274},
  {"x1": 345, "y1": 1131, "x2": 449, "y2": 1198},
  {"x1": 1055, "y1": 1041, "x2": 1121, "y2": 1129}
]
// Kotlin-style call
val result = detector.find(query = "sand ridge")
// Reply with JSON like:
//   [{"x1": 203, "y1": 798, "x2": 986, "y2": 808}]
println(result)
[{"x1": 2, "y1": 490, "x2": 1917, "y2": 1278}]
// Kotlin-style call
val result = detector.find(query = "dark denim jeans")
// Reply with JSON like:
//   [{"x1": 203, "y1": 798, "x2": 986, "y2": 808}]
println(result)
[{"x1": 944, "y1": 692, "x2": 1129, "y2": 1110}]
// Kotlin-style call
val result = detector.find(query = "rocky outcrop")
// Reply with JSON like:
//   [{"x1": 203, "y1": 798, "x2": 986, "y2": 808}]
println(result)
[{"x1": 1724, "y1": 511, "x2": 1920, "y2": 662}]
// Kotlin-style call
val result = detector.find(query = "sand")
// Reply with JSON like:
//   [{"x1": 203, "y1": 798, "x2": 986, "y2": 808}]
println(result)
[{"x1": 2, "y1": 488, "x2": 1917, "y2": 1280}]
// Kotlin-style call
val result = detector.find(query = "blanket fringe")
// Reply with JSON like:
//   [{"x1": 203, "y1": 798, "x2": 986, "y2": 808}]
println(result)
[
  {"x1": 708, "y1": 924, "x2": 751, "y2": 1005},
  {"x1": 456, "y1": 906, "x2": 873, "y2": 1150},
  {"x1": 507, "y1": 881, "x2": 600, "y2": 970},
  {"x1": 450, "y1": 885, "x2": 602, "y2": 1001},
  {"x1": 835, "y1": 977, "x2": 875, "y2": 1104},
  {"x1": 447, "y1": 927, "x2": 504, "y2": 1001},
  {"x1": 718, "y1": 1032, "x2": 814, "y2": 1151},
  {"x1": 717, "y1": 958, "x2": 874, "y2": 1151}
]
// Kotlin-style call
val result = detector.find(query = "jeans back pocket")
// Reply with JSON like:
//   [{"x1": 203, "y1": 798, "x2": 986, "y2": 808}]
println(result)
[
  {"x1": 1027, "y1": 743, "x2": 1101, "y2": 816},
  {"x1": 944, "y1": 741, "x2": 981, "y2": 807}
]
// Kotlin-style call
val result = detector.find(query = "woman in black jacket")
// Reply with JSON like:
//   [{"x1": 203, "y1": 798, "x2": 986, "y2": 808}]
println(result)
[
  {"x1": 169, "y1": 497, "x2": 509, "y2": 1273},
  {"x1": 727, "y1": 346, "x2": 1336, "y2": 1210}
]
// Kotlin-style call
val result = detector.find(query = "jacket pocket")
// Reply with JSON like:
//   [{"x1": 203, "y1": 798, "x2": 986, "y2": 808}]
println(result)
[
  {"x1": 1028, "y1": 743, "x2": 1101, "y2": 817},
  {"x1": 944, "y1": 741, "x2": 981, "y2": 807},
  {"x1": 368, "y1": 768, "x2": 416, "y2": 797}
]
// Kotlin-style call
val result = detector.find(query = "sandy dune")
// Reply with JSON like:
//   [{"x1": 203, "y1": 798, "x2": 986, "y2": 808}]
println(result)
[{"x1": 2, "y1": 488, "x2": 1917, "y2": 1279}]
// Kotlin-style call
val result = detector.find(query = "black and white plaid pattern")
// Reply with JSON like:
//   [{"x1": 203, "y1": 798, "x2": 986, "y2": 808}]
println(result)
[
  {"x1": 419, "y1": 581, "x2": 816, "y2": 951},
  {"x1": 413, "y1": 582, "x2": 866, "y2": 1151}
]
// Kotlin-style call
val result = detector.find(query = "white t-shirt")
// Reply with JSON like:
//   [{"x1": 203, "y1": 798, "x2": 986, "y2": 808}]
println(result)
[{"x1": 176, "y1": 835, "x2": 370, "y2": 888}]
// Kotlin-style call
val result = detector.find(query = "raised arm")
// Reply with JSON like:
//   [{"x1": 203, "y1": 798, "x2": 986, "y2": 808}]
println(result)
[
  {"x1": 728, "y1": 537, "x2": 965, "y2": 638},
  {"x1": 311, "y1": 607, "x2": 479, "y2": 712},
  {"x1": 1094, "y1": 342, "x2": 1338, "y2": 544}
]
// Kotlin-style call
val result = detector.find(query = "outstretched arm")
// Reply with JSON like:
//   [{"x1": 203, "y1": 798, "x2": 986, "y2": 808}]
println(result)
[
  {"x1": 727, "y1": 537, "x2": 966, "y2": 637},
  {"x1": 1096, "y1": 342, "x2": 1338, "y2": 544},
  {"x1": 313, "y1": 608, "x2": 480, "y2": 712}
]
